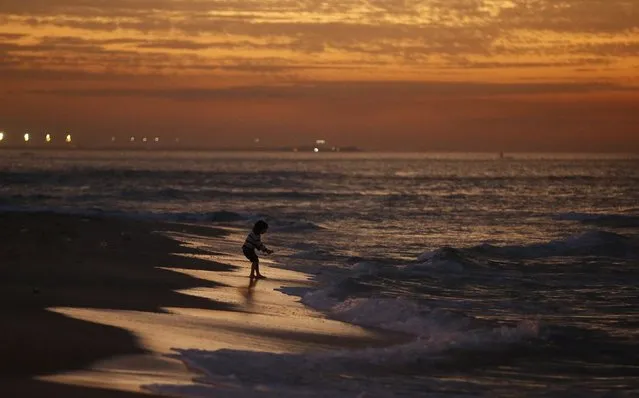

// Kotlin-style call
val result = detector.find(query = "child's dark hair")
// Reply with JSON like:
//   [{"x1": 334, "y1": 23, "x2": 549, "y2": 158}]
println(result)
[{"x1": 253, "y1": 220, "x2": 269, "y2": 234}]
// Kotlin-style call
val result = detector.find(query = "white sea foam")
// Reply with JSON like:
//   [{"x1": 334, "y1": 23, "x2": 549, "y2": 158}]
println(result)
[
  {"x1": 178, "y1": 264, "x2": 540, "y2": 398},
  {"x1": 297, "y1": 283, "x2": 537, "y2": 341},
  {"x1": 331, "y1": 298, "x2": 473, "y2": 336},
  {"x1": 404, "y1": 247, "x2": 481, "y2": 274},
  {"x1": 146, "y1": 318, "x2": 537, "y2": 397}
]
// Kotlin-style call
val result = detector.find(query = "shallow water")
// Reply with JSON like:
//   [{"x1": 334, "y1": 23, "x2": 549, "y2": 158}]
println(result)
[{"x1": 2, "y1": 150, "x2": 638, "y2": 396}]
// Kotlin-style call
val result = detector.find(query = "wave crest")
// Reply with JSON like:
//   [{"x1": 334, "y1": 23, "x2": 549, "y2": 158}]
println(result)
[
  {"x1": 476, "y1": 230, "x2": 636, "y2": 258},
  {"x1": 557, "y1": 212, "x2": 639, "y2": 228},
  {"x1": 414, "y1": 230, "x2": 637, "y2": 263}
]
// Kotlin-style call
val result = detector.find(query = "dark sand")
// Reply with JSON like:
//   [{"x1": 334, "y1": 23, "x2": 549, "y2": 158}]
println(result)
[{"x1": 0, "y1": 212, "x2": 235, "y2": 397}]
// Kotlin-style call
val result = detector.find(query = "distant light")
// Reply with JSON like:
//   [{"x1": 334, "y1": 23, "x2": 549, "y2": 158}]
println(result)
[
  {"x1": 154, "y1": 137, "x2": 159, "y2": 142},
  {"x1": 46, "y1": 134, "x2": 52, "y2": 142},
  {"x1": 316, "y1": 139, "x2": 326, "y2": 145},
  {"x1": 313, "y1": 147, "x2": 319, "y2": 153},
  {"x1": 254, "y1": 138, "x2": 260, "y2": 143},
  {"x1": 24, "y1": 133, "x2": 30, "y2": 142},
  {"x1": 130, "y1": 136, "x2": 135, "y2": 142},
  {"x1": 175, "y1": 138, "x2": 180, "y2": 143},
  {"x1": 142, "y1": 137, "x2": 148, "y2": 143},
  {"x1": 111, "y1": 136, "x2": 116, "y2": 142},
  {"x1": 0, "y1": 132, "x2": 4, "y2": 141},
  {"x1": 65, "y1": 134, "x2": 72, "y2": 143}
]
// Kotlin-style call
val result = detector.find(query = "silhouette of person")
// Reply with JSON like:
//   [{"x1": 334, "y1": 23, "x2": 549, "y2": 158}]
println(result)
[{"x1": 242, "y1": 220, "x2": 273, "y2": 279}]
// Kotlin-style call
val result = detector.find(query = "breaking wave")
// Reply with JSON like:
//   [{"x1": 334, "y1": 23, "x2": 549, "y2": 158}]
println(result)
[{"x1": 410, "y1": 231, "x2": 638, "y2": 268}]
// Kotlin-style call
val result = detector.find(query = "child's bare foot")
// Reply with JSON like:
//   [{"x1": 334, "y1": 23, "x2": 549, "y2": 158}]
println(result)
[{"x1": 257, "y1": 274, "x2": 267, "y2": 279}]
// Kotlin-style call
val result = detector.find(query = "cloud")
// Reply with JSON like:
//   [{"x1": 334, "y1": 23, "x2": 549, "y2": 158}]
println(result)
[
  {"x1": 0, "y1": 34, "x2": 360, "y2": 81},
  {"x1": 0, "y1": 0, "x2": 638, "y2": 82},
  {"x1": 449, "y1": 57, "x2": 613, "y2": 69},
  {"x1": 573, "y1": 41, "x2": 639, "y2": 57},
  {"x1": 500, "y1": 0, "x2": 638, "y2": 33},
  {"x1": 25, "y1": 80, "x2": 637, "y2": 102},
  {"x1": 0, "y1": 32, "x2": 26, "y2": 40},
  {"x1": 3, "y1": 1, "x2": 637, "y2": 37},
  {"x1": 135, "y1": 38, "x2": 296, "y2": 52}
]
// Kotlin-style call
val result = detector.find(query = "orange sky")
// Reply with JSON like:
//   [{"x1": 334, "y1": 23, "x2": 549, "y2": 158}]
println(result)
[{"x1": 1, "y1": 0, "x2": 638, "y2": 151}]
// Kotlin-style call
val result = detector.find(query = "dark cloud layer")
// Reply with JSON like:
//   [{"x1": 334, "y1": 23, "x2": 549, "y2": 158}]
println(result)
[{"x1": 26, "y1": 80, "x2": 638, "y2": 101}]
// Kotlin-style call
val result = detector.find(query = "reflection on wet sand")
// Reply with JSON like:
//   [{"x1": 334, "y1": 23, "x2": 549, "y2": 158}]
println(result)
[{"x1": 238, "y1": 277, "x2": 259, "y2": 308}]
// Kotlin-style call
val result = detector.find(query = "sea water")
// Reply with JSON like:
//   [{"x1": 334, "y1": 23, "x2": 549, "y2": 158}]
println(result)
[{"x1": 1, "y1": 150, "x2": 638, "y2": 397}]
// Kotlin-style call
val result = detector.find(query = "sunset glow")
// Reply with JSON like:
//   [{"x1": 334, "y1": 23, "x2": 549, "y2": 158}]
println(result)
[{"x1": 1, "y1": 0, "x2": 638, "y2": 151}]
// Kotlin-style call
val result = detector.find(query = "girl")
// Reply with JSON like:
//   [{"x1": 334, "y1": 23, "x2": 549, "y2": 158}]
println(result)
[{"x1": 242, "y1": 220, "x2": 273, "y2": 278}]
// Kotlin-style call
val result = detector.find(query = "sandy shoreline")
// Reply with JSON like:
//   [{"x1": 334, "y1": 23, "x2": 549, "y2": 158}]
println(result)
[
  {"x1": 0, "y1": 212, "x2": 236, "y2": 396},
  {"x1": 1, "y1": 212, "x2": 401, "y2": 397}
]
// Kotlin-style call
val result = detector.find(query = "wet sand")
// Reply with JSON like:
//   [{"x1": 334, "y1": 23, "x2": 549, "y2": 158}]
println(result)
[
  {"x1": 0, "y1": 212, "x2": 401, "y2": 397},
  {"x1": 0, "y1": 212, "x2": 234, "y2": 396}
]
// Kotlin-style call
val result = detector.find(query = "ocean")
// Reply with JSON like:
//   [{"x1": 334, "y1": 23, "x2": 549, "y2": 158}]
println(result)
[{"x1": 2, "y1": 150, "x2": 638, "y2": 397}]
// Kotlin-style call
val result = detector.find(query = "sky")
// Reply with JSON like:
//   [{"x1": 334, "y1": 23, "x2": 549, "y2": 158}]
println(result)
[{"x1": 1, "y1": 0, "x2": 638, "y2": 151}]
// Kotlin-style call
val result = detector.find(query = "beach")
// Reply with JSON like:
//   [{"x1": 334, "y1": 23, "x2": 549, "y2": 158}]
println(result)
[
  {"x1": 0, "y1": 211, "x2": 401, "y2": 397},
  {"x1": 1, "y1": 151, "x2": 637, "y2": 397}
]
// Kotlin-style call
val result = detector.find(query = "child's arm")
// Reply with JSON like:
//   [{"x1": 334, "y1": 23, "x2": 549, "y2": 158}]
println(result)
[
  {"x1": 260, "y1": 243, "x2": 273, "y2": 254},
  {"x1": 254, "y1": 235, "x2": 273, "y2": 254}
]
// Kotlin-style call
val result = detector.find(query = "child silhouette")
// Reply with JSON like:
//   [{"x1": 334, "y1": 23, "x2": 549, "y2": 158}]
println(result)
[{"x1": 242, "y1": 220, "x2": 273, "y2": 279}]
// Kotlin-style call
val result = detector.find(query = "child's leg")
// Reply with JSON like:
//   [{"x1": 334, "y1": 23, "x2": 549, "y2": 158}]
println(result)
[
  {"x1": 244, "y1": 247, "x2": 259, "y2": 278},
  {"x1": 254, "y1": 260, "x2": 266, "y2": 278},
  {"x1": 250, "y1": 260, "x2": 259, "y2": 277}
]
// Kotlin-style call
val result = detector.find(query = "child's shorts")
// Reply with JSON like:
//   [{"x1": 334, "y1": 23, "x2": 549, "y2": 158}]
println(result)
[{"x1": 242, "y1": 246, "x2": 259, "y2": 262}]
